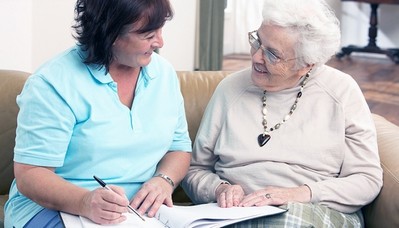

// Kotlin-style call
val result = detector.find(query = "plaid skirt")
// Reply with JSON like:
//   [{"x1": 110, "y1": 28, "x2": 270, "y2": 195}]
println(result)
[{"x1": 225, "y1": 202, "x2": 363, "y2": 228}]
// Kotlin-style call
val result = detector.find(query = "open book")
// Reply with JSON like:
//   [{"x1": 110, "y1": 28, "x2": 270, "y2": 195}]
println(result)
[{"x1": 61, "y1": 203, "x2": 287, "y2": 228}]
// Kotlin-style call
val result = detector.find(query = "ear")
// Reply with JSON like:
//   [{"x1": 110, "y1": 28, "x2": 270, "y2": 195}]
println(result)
[{"x1": 297, "y1": 64, "x2": 314, "y2": 76}]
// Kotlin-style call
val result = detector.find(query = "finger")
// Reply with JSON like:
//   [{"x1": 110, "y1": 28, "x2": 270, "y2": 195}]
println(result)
[
  {"x1": 99, "y1": 189, "x2": 129, "y2": 212},
  {"x1": 239, "y1": 192, "x2": 265, "y2": 207},
  {"x1": 94, "y1": 212, "x2": 127, "y2": 225},
  {"x1": 164, "y1": 195, "x2": 173, "y2": 207},
  {"x1": 146, "y1": 195, "x2": 169, "y2": 217},
  {"x1": 232, "y1": 192, "x2": 242, "y2": 206},
  {"x1": 108, "y1": 185, "x2": 127, "y2": 199},
  {"x1": 217, "y1": 192, "x2": 227, "y2": 208},
  {"x1": 254, "y1": 193, "x2": 273, "y2": 206},
  {"x1": 130, "y1": 187, "x2": 150, "y2": 209},
  {"x1": 136, "y1": 190, "x2": 159, "y2": 215},
  {"x1": 225, "y1": 190, "x2": 234, "y2": 208},
  {"x1": 238, "y1": 194, "x2": 255, "y2": 206}
]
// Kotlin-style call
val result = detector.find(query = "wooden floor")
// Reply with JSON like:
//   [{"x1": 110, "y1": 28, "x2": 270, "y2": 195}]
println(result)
[{"x1": 222, "y1": 54, "x2": 399, "y2": 126}]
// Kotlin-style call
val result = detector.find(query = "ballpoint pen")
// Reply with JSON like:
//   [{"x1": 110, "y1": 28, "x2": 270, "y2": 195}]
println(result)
[{"x1": 93, "y1": 175, "x2": 145, "y2": 221}]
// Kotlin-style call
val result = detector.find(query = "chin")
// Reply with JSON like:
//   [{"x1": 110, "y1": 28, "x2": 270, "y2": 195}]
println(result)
[
  {"x1": 139, "y1": 56, "x2": 152, "y2": 67},
  {"x1": 251, "y1": 72, "x2": 265, "y2": 88}
]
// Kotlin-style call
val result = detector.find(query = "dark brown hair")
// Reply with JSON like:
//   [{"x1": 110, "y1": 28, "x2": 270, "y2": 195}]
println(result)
[{"x1": 73, "y1": 0, "x2": 173, "y2": 72}]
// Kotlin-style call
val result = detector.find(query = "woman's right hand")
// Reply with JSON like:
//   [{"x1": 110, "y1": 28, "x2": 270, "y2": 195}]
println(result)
[
  {"x1": 215, "y1": 183, "x2": 245, "y2": 208},
  {"x1": 81, "y1": 186, "x2": 130, "y2": 225}
]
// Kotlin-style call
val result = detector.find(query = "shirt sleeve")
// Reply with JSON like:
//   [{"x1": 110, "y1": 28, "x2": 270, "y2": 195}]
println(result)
[
  {"x1": 168, "y1": 69, "x2": 192, "y2": 153},
  {"x1": 306, "y1": 77, "x2": 383, "y2": 213},
  {"x1": 14, "y1": 74, "x2": 75, "y2": 167}
]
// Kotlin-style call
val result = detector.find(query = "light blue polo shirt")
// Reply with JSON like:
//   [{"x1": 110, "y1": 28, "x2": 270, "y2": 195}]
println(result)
[{"x1": 5, "y1": 45, "x2": 192, "y2": 227}]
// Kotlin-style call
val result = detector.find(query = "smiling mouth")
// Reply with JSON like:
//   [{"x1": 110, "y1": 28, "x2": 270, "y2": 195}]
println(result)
[{"x1": 253, "y1": 63, "x2": 268, "y2": 74}]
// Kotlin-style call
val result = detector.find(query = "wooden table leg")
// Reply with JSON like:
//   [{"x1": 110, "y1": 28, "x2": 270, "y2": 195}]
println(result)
[{"x1": 336, "y1": 3, "x2": 399, "y2": 63}]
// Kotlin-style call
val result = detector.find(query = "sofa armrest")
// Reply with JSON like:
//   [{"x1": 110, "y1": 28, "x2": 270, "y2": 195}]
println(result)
[{"x1": 363, "y1": 114, "x2": 399, "y2": 228}]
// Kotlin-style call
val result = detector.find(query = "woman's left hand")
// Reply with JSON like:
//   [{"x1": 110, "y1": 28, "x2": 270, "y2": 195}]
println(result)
[
  {"x1": 239, "y1": 185, "x2": 311, "y2": 207},
  {"x1": 129, "y1": 177, "x2": 174, "y2": 217}
]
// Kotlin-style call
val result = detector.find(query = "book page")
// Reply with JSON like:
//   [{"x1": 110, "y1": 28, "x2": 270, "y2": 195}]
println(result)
[
  {"x1": 61, "y1": 212, "x2": 166, "y2": 228},
  {"x1": 61, "y1": 203, "x2": 287, "y2": 228},
  {"x1": 155, "y1": 203, "x2": 287, "y2": 228}
]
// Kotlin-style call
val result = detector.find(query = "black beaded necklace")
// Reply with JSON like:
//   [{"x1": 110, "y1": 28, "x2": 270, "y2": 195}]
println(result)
[{"x1": 257, "y1": 73, "x2": 310, "y2": 147}]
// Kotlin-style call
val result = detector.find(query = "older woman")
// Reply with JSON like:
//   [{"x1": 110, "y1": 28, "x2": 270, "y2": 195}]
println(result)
[
  {"x1": 4, "y1": 0, "x2": 191, "y2": 227},
  {"x1": 182, "y1": 0, "x2": 382, "y2": 226}
]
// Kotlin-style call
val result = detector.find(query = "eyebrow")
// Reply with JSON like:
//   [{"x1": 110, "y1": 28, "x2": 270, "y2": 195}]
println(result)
[{"x1": 256, "y1": 32, "x2": 282, "y2": 57}]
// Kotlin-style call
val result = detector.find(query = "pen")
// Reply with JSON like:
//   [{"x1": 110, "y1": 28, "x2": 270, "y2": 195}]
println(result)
[{"x1": 93, "y1": 175, "x2": 145, "y2": 221}]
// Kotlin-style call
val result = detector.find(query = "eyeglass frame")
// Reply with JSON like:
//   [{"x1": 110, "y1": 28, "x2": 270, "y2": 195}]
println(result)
[{"x1": 248, "y1": 30, "x2": 297, "y2": 65}]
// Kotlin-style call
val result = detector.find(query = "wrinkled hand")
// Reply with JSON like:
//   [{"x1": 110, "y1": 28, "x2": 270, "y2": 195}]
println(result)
[
  {"x1": 215, "y1": 184, "x2": 245, "y2": 208},
  {"x1": 130, "y1": 176, "x2": 174, "y2": 217},
  {"x1": 80, "y1": 186, "x2": 130, "y2": 225},
  {"x1": 239, "y1": 185, "x2": 311, "y2": 207}
]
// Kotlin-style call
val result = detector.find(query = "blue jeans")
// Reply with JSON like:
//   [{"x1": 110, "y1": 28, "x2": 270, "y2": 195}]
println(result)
[{"x1": 24, "y1": 208, "x2": 64, "y2": 228}]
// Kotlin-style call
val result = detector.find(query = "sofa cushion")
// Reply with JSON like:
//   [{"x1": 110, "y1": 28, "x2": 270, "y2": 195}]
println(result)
[
  {"x1": 0, "y1": 70, "x2": 30, "y2": 195},
  {"x1": 176, "y1": 71, "x2": 232, "y2": 142},
  {"x1": 363, "y1": 114, "x2": 399, "y2": 228}
]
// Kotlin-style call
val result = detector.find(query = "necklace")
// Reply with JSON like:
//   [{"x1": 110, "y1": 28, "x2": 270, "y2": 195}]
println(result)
[{"x1": 257, "y1": 73, "x2": 310, "y2": 147}]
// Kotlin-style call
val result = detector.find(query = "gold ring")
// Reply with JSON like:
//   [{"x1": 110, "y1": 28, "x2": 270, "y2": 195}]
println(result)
[{"x1": 265, "y1": 193, "x2": 271, "y2": 199}]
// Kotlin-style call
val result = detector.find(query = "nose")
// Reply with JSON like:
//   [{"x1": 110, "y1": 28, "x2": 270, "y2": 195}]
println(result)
[
  {"x1": 251, "y1": 47, "x2": 265, "y2": 63},
  {"x1": 152, "y1": 29, "x2": 164, "y2": 49}
]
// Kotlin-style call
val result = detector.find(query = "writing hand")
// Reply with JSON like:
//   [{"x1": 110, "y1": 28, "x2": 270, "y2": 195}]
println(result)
[{"x1": 80, "y1": 186, "x2": 129, "y2": 225}]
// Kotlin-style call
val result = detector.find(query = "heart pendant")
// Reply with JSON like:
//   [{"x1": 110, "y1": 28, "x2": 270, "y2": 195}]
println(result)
[{"x1": 257, "y1": 134, "x2": 271, "y2": 147}]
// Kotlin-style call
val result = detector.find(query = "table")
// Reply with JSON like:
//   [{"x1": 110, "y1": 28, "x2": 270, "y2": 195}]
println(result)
[{"x1": 336, "y1": 0, "x2": 399, "y2": 63}]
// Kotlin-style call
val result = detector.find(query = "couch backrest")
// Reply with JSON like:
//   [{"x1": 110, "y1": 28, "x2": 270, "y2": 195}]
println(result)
[
  {"x1": 0, "y1": 70, "x2": 232, "y2": 195},
  {"x1": 0, "y1": 70, "x2": 31, "y2": 194},
  {"x1": 176, "y1": 71, "x2": 233, "y2": 143}
]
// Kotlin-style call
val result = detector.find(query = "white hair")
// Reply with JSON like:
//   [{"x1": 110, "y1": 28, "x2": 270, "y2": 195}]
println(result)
[{"x1": 262, "y1": 0, "x2": 341, "y2": 69}]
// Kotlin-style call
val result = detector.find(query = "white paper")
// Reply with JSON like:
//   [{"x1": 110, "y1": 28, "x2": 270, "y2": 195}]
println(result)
[{"x1": 61, "y1": 203, "x2": 287, "y2": 228}]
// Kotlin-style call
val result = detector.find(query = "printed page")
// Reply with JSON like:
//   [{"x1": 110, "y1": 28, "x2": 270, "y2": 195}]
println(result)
[
  {"x1": 79, "y1": 215, "x2": 165, "y2": 228},
  {"x1": 62, "y1": 203, "x2": 287, "y2": 228},
  {"x1": 61, "y1": 211, "x2": 166, "y2": 228},
  {"x1": 155, "y1": 203, "x2": 287, "y2": 228}
]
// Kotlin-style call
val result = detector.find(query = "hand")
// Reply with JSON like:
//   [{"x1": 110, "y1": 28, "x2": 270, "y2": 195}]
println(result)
[
  {"x1": 215, "y1": 184, "x2": 245, "y2": 208},
  {"x1": 80, "y1": 186, "x2": 130, "y2": 225},
  {"x1": 239, "y1": 185, "x2": 311, "y2": 207},
  {"x1": 130, "y1": 176, "x2": 174, "y2": 217}
]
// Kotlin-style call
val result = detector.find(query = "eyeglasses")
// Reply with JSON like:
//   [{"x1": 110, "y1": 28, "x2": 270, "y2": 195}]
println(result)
[{"x1": 248, "y1": 30, "x2": 296, "y2": 65}]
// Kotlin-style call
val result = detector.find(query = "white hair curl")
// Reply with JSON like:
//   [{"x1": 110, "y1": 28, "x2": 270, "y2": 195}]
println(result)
[{"x1": 262, "y1": 0, "x2": 341, "y2": 69}]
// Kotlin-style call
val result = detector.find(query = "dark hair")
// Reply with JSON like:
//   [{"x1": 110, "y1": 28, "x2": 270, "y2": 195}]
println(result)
[{"x1": 72, "y1": 0, "x2": 173, "y2": 72}]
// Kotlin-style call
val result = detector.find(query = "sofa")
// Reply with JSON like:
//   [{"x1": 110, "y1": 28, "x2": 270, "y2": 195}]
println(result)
[{"x1": 1, "y1": 69, "x2": 399, "y2": 228}]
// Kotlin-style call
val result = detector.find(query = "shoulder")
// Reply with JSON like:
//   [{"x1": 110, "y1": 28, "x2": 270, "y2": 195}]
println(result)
[
  {"x1": 31, "y1": 46, "x2": 86, "y2": 83},
  {"x1": 310, "y1": 65, "x2": 362, "y2": 101},
  {"x1": 312, "y1": 65, "x2": 359, "y2": 89}
]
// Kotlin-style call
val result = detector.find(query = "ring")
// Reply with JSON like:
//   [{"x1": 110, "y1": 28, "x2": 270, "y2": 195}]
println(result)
[{"x1": 265, "y1": 193, "x2": 271, "y2": 199}]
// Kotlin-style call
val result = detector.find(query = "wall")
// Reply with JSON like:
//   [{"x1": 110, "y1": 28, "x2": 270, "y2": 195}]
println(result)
[
  {"x1": 160, "y1": 0, "x2": 196, "y2": 71},
  {"x1": 2, "y1": 1, "x2": 398, "y2": 73},
  {"x1": 0, "y1": 0, "x2": 32, "y2": 72},
  {"x1": 0, "y1": 0, "x2": 196, "y2": 73}
]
